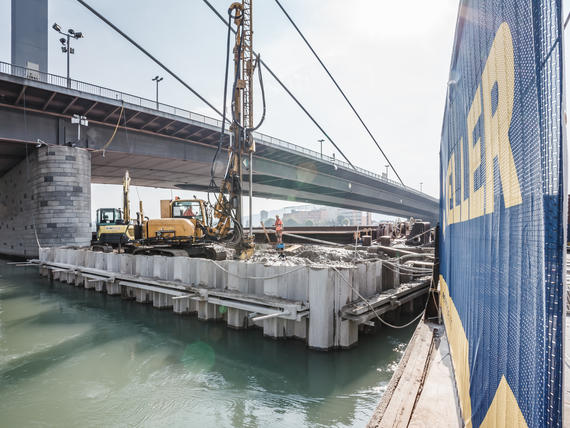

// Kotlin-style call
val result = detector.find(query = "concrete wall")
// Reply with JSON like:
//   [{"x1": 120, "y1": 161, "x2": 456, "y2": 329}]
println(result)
[
  {"x1": 0, "y1": 145, "x2": 91, "y2": 257},
  {"x1": 11, "y1": 0, "x2": 48, "y2": 72},
  {"x1": 39, "y1": 248, "x2": 388, "y2": 350}
]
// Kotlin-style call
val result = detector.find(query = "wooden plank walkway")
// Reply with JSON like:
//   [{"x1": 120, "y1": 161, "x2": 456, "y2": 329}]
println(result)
[{"x1": 367, "y1": 320, "x2": 460, "y2": 427}]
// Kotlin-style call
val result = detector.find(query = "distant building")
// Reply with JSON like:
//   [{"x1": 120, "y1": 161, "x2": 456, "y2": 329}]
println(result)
[
  {"x1": 283, "y1": 208, "x2": 329, "y2": 226},
  {"x1": 330, "y1": 208, "x2": 363, "y2": 226},
  {"x1": 260, "y1": 210, "x2": 268, "y2": 222}
]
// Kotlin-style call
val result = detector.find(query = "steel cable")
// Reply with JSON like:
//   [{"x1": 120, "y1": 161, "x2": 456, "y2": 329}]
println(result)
[
  {"x1": 273, "y1": 0, "x2": 404, "y2": 185},
  {"x1": 75, "y1": 0, "x2": 226, "y2": 119}
]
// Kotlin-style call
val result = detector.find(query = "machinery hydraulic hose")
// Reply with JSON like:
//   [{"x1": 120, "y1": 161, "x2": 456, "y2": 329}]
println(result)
[
  {"x1": 247, "y1": 54, "x2": 267, "y2": 133},
  {"x1": 210, "y1": 10, "x2": 233, "y2": 182}
]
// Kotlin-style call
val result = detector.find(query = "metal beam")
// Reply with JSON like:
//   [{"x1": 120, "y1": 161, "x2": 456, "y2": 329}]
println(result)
[
  {"x1": 62, "y1": 96, "x2": 79, "y2": 114},
  {"x1": 156, "y1": 119, "x2": 176, "y2": 134},
  {"x1": 102, "y1": 106, "x2": 120, "y2": 122},
  {"x1": 84, "y1": 101, "x2": 98, "y2": 116},
  {"x1": 172, "y1": 123, "x2": 191, "y2": 137},
  {"x1": 14, "y1": 86, "x2": 27, "y2": 104},
  {"x1": 185, "y1": 127, "x2": 207, "y2": 140},
  {"x1": 125, "y1": 111, "x2": 142, "y2": 125},
  {"x1": 42, "y1": 92, "x2": 57, "y2": 110},
  {"x1": 141, "y1": 116, "x2": 159, "y2": 130}
]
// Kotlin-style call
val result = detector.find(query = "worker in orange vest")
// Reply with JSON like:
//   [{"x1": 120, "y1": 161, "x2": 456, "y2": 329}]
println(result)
[{"x1": 274, "y1": 214, "x2": 283, "y2": 244}]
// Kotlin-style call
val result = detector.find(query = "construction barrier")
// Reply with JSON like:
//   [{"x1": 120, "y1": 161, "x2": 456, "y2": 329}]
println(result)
[{"x1": 439, "y1": 0, "x2": 566, "y2": 427}]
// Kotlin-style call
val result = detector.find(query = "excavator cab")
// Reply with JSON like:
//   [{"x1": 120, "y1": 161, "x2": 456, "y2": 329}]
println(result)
[
  {"x1": 96, "y1": 208, "x2": 124, "y2": 226},
  {"x1": 95, "y1": 208, "x2": 135, "y2": 245},
  {"x1": 171, "y1": 200, "x2": 207, "y2": 224},
  {"x1": 93, "y1": 171, "x2": 137, "y2": 248}
]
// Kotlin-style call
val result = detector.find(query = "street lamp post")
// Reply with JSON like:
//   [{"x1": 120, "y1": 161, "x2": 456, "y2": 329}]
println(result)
[
  {"x1": 318, "y1": 138, "x2": 325, "y2": 158},
  {"x1": 52, "y1": 23, "x2": 83, "y2": 88},
  {"x1": 152, "y1": 76, "x2": 164, "y2": 109},
  {"x1": 71, "y1": 114, "x2": 88, "y2": 141}
]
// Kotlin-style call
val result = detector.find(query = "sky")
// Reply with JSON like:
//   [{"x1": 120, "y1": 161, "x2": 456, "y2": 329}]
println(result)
[{"x1": 1, "y1": 0, "x2": 568, "y2": 220}]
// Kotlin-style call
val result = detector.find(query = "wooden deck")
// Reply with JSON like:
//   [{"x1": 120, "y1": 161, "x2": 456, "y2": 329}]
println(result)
[{"x1": 367, "y1": 320, "x2": 461, "y2": 427}]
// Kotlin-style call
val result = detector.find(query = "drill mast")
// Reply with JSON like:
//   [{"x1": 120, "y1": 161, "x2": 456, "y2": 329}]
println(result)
[{"x1": 221, "y1": 1, "x2": 255, "y2": 255}]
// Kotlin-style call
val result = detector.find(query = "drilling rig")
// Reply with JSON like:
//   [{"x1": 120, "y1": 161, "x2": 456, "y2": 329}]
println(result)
[
  {"x1": 221, "y1": 0, "x2": 257, "y2": 257},
  {"x1": 130, "y1": 1, "x2": 262, "y2": 260}
]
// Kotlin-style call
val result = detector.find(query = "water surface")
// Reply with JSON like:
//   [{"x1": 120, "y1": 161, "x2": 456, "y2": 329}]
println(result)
[{"x1": 0, "y1": 261, "x2": 413, "y2": 427}]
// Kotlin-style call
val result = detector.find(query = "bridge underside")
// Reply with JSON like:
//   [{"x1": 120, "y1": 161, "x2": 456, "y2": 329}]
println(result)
[{"x1": 90, "y1": 150, "x2": 433, "y2": 219}]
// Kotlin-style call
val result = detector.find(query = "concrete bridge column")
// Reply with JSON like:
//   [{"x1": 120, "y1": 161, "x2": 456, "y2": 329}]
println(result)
[{"x1": 0, "y1": 145, "x2": 91, "y2": 258}]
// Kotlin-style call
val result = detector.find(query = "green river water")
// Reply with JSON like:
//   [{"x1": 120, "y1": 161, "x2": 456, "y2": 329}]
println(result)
[{"x1": 0, "y1": 260, "x2": 414, "y2": 428}]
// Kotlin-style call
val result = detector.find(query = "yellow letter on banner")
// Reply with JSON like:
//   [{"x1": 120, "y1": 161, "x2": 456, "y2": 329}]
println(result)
[
  {"x1": 482, "y1": 22, "x2": 522, "y2": 213},
  {"x1": 468, "y1": 86, "x2": 484, "y2": 220}
]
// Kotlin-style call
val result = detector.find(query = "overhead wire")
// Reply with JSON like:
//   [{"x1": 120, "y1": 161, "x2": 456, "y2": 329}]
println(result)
[
  {"x1": 200, "y1": 0, "x2": 357, "y2": 171},
  {"x1": 273, "y1": 0, "x2": 404, "y2": 186},
  {"x1": 74, "y1": 0, "x2": 226, "y2": 120}
]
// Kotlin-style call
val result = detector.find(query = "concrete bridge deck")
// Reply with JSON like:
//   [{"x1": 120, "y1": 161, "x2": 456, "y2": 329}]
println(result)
[{"x1": 0, "y1": 61, "x2": 438, "y2": 223}]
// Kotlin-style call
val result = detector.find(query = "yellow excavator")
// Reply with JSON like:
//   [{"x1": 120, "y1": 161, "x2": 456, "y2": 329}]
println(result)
[
  {"x1": 92, "y1": 171, "x2": 138, "y2": 249},
  {"x1": 128, "y1": 1, "x2": 261, "y2": 260},
  {"x1": 130, "y1": 197, "x2": 227, "y2": 260}
]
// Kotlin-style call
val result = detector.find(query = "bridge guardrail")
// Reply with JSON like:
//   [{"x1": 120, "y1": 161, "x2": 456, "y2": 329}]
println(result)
[{"x1": 0, "y1": 61, "x2": 432, "y2": 200}]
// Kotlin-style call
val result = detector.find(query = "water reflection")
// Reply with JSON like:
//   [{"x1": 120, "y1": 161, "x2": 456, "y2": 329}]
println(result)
[{"x1": 0, "y1": 261, "x2": 413, "y2": 427}]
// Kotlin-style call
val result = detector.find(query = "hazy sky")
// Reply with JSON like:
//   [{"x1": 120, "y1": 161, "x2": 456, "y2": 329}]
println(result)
[{"x1": 1, "y1": 1, "x2": 568, "y2": 220}]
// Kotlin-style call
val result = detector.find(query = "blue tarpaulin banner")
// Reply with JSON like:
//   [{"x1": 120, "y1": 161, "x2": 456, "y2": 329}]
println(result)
[{"x1": 438, "y1": 1, "x2": 566, "y2": 427}]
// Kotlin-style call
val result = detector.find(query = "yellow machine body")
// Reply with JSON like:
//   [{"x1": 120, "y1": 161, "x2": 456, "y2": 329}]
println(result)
[
  {"x1": 97, "y1": 224, "x2": 135, "y2": 241},
  {"x1": 144, "y1": 218, "x2": 199, "y2": 240},
  {"x1": 144, "y1": 199, "x2": 207, "y2": 240}
]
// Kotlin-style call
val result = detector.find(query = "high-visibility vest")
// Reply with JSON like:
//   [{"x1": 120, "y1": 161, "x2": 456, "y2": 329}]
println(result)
[{"x1": 275, "y1": 219, "x2": 283, "y2": 231}]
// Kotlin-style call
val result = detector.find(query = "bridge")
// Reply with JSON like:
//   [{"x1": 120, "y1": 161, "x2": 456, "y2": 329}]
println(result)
[
  {"x1": 0, "y1": 62, "x2": 437, "y2": 256},
  {"x1": 0, "y1": 62, "x2": 438, "y2": 215}
]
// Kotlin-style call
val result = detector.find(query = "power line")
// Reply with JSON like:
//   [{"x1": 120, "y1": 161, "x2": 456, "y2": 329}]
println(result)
[
  {"x1": 273, "y1": 0, "x2": 404, "y2": 186},
  {"x1": 201, "y1": 0, "x2": 356, "y2": 171},
  {"x1": 75, "y1": 0, "x2": 225, "y2": 119}
]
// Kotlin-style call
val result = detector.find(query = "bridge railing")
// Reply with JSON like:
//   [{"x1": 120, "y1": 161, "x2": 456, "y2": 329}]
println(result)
[
  {"x1": 0, "y1": 61, "x2": 431, "y2": 199},
  {"x1": 0, "y1": 62, "x2": 224, "y2": 128}
]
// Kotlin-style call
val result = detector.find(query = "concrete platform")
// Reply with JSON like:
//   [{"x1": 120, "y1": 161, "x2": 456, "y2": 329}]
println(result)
[{"x1": 36, "y1": 247, "x2": 429, "y2": 351}]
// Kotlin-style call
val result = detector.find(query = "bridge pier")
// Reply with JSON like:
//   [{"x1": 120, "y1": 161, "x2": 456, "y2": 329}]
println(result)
[{"x1": 0, "y1": 145, "x2": 91, "y2": 258}]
